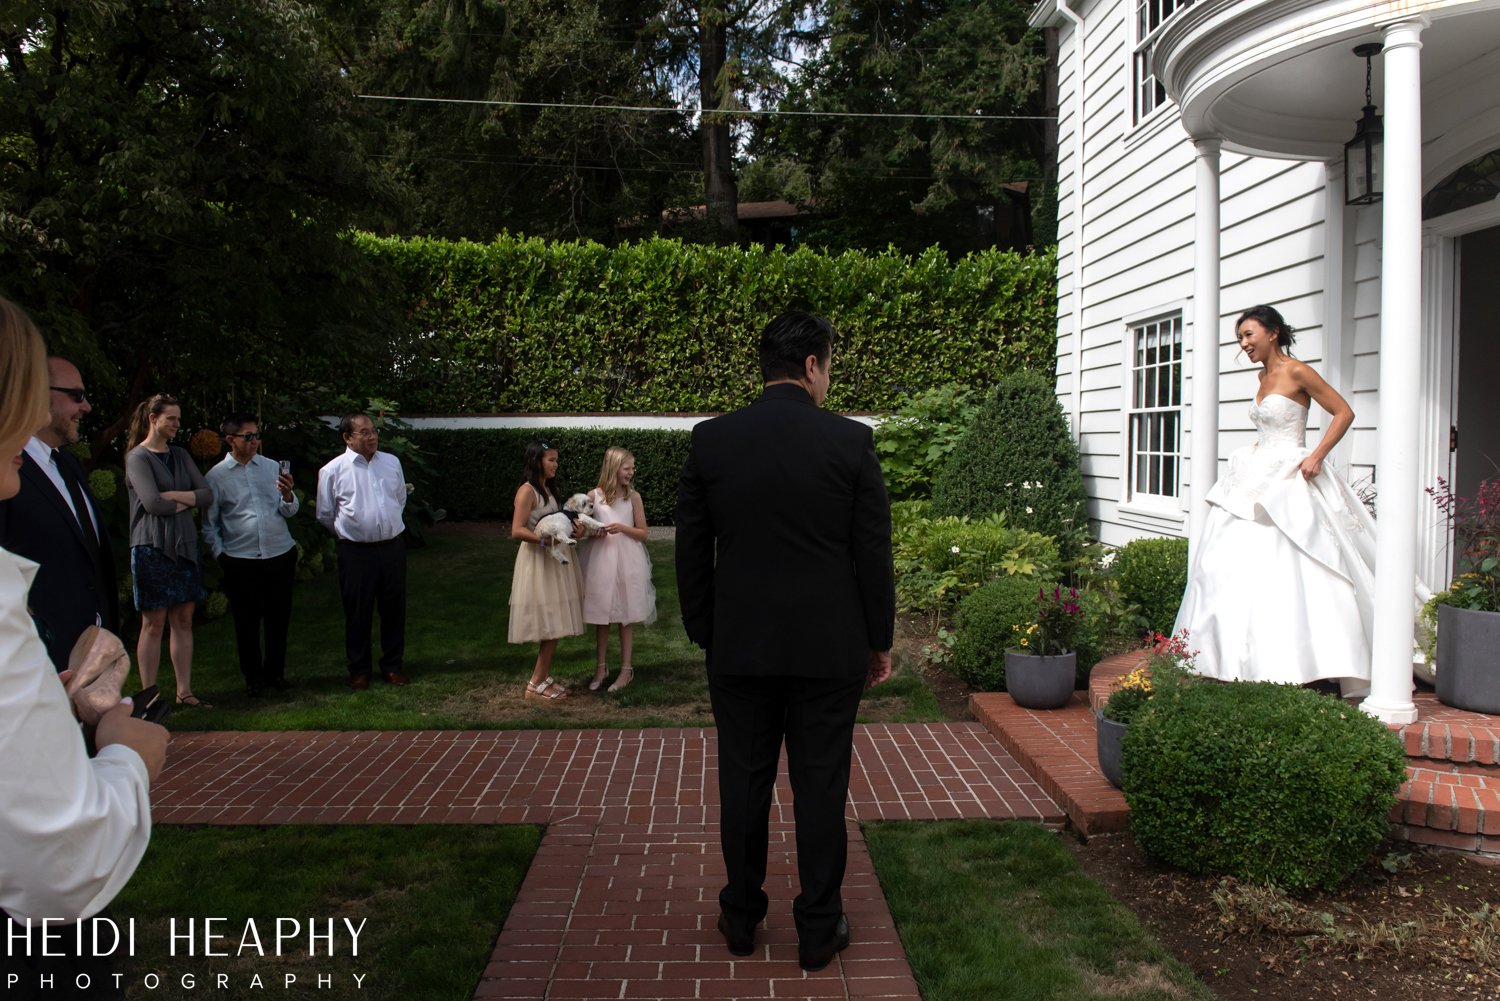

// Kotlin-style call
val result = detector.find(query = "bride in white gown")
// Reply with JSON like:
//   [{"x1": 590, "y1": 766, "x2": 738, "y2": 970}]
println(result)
[{"x1": 1174, "y1": 305, "x2": 1379, "y2": 692}]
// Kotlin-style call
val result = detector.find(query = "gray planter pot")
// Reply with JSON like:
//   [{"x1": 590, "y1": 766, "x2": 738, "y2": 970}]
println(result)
[
  {"x1": 1004, "y1": 650, "x2": 1076, "y2": 710},
  {"x1": 1436, "y1": 604, "x2": 1500, "y2": 714},
  {"x1": 1096, "y1": 713, "x2": 1127, "y2": 790}
]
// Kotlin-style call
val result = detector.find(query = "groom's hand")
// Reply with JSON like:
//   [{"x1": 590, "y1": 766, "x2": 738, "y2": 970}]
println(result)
[{"x1": 866, "y1": 650, "x2": 892, "y2": 689}]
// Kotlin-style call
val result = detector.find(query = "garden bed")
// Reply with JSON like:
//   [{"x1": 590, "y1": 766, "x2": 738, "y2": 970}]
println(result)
[{"x1": 1071, "y1": 835, "x2": 1500, "y2": 1000}]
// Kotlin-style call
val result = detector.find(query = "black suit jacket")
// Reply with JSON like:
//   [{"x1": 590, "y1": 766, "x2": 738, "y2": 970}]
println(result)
[
  {"x1": 675, "y1": 382, "x2": 895, "y2": 678},
  {"x1": 0, "y1": 449, "x2": 120, "y2": 670}
]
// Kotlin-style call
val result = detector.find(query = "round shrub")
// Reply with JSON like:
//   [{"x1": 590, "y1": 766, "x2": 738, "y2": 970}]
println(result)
[
  {"x1": 930, "y1": 370, "x2": 1088, "y2": 555},
  {"x1": 950, "y1": 574, "x2": 1056, "y2": 691},
  {"x1": 1124, "y1": 681, "x2": 1408, "y2": 890},
  {"x1": 1113, "y1": 536, "x2": 1189, "y2": 636}
]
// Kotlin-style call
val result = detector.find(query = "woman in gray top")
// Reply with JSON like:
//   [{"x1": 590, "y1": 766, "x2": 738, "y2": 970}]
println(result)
[{"x1": 124, "y1": 393, "x2": 212, "y2": 707}]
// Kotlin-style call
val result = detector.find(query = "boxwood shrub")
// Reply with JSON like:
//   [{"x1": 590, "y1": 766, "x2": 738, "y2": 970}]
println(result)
[
  {"x1": 1123, "y1": 681, "x2": 1407, "y2": 890},
  {"x1": 930, "y1": 370, "x2": 1088, "y2": 557},
  {"x1": 949, "y1": 575, "x2": 1058, "y2": 691},
  {"x1": 1113, "y1": 536, "x2": 1190, "y2": 637}
]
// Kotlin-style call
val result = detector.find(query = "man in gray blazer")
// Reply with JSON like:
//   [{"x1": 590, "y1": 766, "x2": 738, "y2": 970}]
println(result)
[{"x1": 676, "y1": 310, "x2": 895, "y2": 971}]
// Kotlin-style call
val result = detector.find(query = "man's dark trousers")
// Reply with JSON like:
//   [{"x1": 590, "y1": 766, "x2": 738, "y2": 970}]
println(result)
[
  {"x1": 335, "y1": 537, "x2": 406, "y2": 678},
  {"x1": 709, "y1": 671, "x2": 865, "y2": 946},
  {"x1": 219, "y1": 548, "x2": 297, "y2": 688}
]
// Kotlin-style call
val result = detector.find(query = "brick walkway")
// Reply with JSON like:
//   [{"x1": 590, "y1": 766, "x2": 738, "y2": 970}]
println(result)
[{"x1": 152, "y1": 724, "x2": 1062, "y2": 1000}]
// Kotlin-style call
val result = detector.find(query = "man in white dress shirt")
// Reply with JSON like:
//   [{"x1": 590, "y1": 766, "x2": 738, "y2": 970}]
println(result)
[
  {"x1": 315, "y1": 413, "x2": 409, "y2": 690},
  {"x1": 203, "y1": 414, "x2": 299, "y2": 696},
  {"x1": 0, "y1": 356, "x2": 119, "y2": 670}
]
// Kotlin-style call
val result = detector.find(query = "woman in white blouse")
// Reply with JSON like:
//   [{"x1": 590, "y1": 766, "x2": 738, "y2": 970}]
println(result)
[{"x1": 0, "y1": 296, "x2": 168, "y2": 930}]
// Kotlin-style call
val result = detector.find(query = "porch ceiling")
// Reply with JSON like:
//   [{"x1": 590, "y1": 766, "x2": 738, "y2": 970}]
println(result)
[{"x1": 1156, "y1": 0, "x2": 1500, "y2": 160}]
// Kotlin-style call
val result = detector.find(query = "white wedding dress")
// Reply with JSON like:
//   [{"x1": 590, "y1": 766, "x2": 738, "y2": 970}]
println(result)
[{"x1": 1173, "y1": 394, "x2": 1384, "y2": 690}]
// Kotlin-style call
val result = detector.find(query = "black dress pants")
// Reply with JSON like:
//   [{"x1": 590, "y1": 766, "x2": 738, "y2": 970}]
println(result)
[
  {"x1": 335, "y1": 537, "x2": 406, "y2": 677},
  {"x1": 708, "y1": 671, "x2": 865, "y2": 947},
  {"x1": 218, "y1": 548, "x2": 297, "y2": 687}
]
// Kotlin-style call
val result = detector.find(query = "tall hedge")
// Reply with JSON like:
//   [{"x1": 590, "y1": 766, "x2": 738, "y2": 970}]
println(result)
[
  {"x1": 406, "y1": 428, "x2": 690, "y2": 523},
  {"x1": 929, "y1": 370, "x2": 1088, "y2": 547},
  {"x1": 354, "y1": 234, "x2": 1057, "y2": 413}
]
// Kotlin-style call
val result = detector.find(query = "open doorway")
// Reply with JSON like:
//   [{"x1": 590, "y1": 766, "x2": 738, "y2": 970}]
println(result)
[{"x1": 1453, "y1": 225, "x2": 1500, "y2": 572}]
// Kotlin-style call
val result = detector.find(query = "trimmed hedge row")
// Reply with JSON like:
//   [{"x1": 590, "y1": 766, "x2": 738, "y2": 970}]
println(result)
[
  {"x1": 406, "y1": 427, "x2": 691, "y2": 523},
  {"x1": 356, "y1": 234, "x2": 1057, "y2": 414}
]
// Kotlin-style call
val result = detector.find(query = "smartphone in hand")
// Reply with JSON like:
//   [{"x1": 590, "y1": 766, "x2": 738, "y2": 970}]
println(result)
[{"x1": 130, "y1": 685, "x2": 172, "y2": 726}]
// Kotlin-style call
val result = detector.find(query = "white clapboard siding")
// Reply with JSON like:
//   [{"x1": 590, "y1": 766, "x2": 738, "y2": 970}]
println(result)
[{"x1": 1050, "y1": 0, "x2": 1367, "y2": 545}]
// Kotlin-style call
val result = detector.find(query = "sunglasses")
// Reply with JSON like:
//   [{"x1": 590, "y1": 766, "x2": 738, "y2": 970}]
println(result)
[
  {"x1": 227, "y1": 432, "x2": 262, "y2": 442},
  {"x1": 50, "y1": 386, "x2": 88, "y2": 404}
]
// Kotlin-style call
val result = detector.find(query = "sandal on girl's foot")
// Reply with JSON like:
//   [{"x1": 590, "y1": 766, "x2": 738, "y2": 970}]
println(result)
[
  {"x1": 176, "y1": 694, "x2": 213, "y2": 709},
  {"x1": 524, "y1": 678, "x2": 569, "y2": 701},
  {"x1": 588, "y1": 665, "x2": 609, "y2": 692},
  {"x1": 607, "y1": 668, "x2": 634, "y2": 693}
]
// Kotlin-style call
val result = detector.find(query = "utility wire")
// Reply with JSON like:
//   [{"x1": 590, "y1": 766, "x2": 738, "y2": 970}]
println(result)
[{"x1": 357, "y1": 93, "x2": 1054, "y2": 121}]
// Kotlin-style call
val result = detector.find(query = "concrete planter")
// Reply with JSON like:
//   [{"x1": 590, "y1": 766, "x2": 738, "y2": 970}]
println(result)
[
  {"x1": 1436, "y1": 604, "x2": 1500, "y2": 714},
  {"x1": 1004, "y1": 650, "x2": 1076, "y2": 710},
  {"x1": 1096, "y1": 713, "x2": 1127, "y2": 790}
]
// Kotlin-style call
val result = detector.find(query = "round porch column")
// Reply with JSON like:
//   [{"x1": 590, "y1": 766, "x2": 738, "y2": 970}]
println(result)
[
  {"x1": 1361, "y1": 18, "x2": 1427, "y2": 725},
  {"x1": 1188, "y1": 139, "x2": 1222, "y2": 549}
]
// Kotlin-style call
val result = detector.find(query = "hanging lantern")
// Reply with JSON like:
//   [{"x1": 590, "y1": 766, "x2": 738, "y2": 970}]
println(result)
[{"x1": 1344, "y1": 43, "x2": 1384, "y2": 206}]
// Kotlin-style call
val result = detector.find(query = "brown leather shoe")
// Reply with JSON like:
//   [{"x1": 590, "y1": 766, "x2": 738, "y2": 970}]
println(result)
[
  {"x1": 350, "y1": 674, "x2": 371, "y2": 691},
  {"x1": 382, "y1": 671, "x2": 409, "y2": 687}
]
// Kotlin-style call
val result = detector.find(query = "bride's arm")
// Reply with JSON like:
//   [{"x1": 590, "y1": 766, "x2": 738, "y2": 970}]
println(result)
[{"x1": 1293, "y1": 362, "x2": 1355, "y2": 479}]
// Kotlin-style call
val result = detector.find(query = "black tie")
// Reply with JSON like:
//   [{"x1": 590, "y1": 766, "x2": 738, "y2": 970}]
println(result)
[{"x1": 52, "y1": 449, "x2": 101, "y2": 563}]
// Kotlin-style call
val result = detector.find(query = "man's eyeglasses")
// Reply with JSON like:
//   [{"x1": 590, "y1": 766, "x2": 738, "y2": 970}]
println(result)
[
  {"x1": 350, "y1": 429, "x2": 379, "y2": 438},
  {"x1": 50, "y1": 386, "x2": 88, "y2": 404},
  {"x1": 227, "y1": 432, "x2": 262, "y2": 442}
]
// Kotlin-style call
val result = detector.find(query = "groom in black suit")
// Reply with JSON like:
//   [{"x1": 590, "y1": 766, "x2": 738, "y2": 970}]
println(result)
[
  {"x1": 0, "y1": 357, "x2": 119, "y2": 670},
  {"x1": 676, "y1": 310, "x2": 895, "y2": 972}
]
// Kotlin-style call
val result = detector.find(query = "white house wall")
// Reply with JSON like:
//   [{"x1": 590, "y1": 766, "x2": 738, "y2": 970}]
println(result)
[{"x1": 1053, "y1": 0, "x2": 1369, "y2": 547}]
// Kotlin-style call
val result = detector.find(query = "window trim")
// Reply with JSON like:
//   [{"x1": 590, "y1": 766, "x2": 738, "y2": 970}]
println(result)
[
  {"x1": 1131, "y1": 0, "x2": 1196, "y2": 127},
  {"x1": 1122, "y1": 310, "x2": 1185, "y2": 509}
]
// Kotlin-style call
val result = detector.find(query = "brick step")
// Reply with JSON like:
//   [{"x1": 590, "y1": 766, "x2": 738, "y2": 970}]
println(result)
[
  {"x1": 1390, "y1": 766, "x2": 1500, "y2": 853},
  {"x1": 1394, "y1": 719, "x2": 1500, "y2": 778},
  {"x1": 969, "y1": 691, "x2": 1127, "y2": 838}
]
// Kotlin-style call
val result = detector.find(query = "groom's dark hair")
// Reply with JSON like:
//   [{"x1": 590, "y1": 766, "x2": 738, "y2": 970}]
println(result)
[{"x1": 759, "y1": 310, "x2": 834, "y2": 383}]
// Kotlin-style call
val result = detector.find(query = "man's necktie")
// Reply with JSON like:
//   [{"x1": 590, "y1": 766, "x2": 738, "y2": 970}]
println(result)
[{"x1": 53, "y1": 448, "x2": 101, "y2": 563}]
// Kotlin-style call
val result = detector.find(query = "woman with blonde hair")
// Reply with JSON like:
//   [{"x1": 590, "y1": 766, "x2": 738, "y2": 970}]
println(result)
[
  {"x1": 0, "y1": 297, "x2": 167, "y2": 969},
  {"x1": 583, "y1": 446, "x2": 656, "y2": 692},
  {"x1": 124, "y1": 393, "x2": 212, "y2": 706}
]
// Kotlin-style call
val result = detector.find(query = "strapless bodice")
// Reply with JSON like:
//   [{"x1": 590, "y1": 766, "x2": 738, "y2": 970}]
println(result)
[{"x1": 1250, "y1": 394, "x2": 1308, "y2": 449}]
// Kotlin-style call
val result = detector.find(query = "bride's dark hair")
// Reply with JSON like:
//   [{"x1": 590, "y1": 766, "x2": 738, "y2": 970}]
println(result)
[{"x1": 1236, "y1": 305, "x2": 1296, "y2": 353}]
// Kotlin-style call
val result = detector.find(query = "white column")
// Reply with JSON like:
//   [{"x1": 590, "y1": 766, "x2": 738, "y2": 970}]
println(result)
[
  {"x1": 1188, "y1": 139, "x2": 1222, "y2": 548},
  {"x1": 1361, "y1": 18, "x2": 1427, "y2": 725}
]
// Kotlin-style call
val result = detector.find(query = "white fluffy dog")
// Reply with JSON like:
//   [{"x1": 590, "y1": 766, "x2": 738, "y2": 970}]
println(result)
[{"x1": 535, "y1": 493, "x2": 607, "y2": 564}]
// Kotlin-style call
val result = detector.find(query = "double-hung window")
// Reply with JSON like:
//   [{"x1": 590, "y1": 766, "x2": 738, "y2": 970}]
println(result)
[
  {"x1": 1128, "y1": 315, "x2": 1183, "y2": 501},
  {"x1": 1133, "y1": 0, "x2": 1195, "y2": 124}
]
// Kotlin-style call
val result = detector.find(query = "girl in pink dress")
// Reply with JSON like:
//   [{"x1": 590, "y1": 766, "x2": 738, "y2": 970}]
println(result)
[{"x1": 584, "y1": 447, "x2": 656, "y2": 692}]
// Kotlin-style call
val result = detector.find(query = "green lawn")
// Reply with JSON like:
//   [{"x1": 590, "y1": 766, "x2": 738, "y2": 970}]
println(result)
[
  {"x1": 170, "y1": 527, "x2": 939, "y2": 730},
  {"x1": 111, "y1": 825, "x2": 539, "y2": 1000},
  {"x1": 866, "y1": 820, "x2": 1213, "y2": 1001}
]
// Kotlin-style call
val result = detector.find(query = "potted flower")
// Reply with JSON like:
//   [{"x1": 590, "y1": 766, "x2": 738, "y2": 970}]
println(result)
[
  {"x1": 1005, "y1": 584, "x2": 1084, "y2": 709},
  {"x1": 1427, "y1": 476, "x2": 1500, "y2": 713},
  {"x1": 1096, "y1": 630, "x2": 1196, "y2": 789}
]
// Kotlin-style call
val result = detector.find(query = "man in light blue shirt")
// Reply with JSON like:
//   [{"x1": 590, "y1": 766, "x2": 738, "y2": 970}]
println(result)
[{"x1": 203, "y1": 413, "x2": 299, "y2": 696}]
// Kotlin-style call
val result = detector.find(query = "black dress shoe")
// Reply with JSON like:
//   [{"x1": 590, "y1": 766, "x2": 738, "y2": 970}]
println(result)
[
  {"x1": 268, "y1": 677, "x2": 289, "y2": 692},
  {"x1": 798, "y1": 914, "x2": 850, "y2": 972},
  {"x1": 716, "y1": 914, "x2": 754, "y2": 957},
  {"x1": 245, "y1": 684, "x2": 263, "y2": 697}
]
